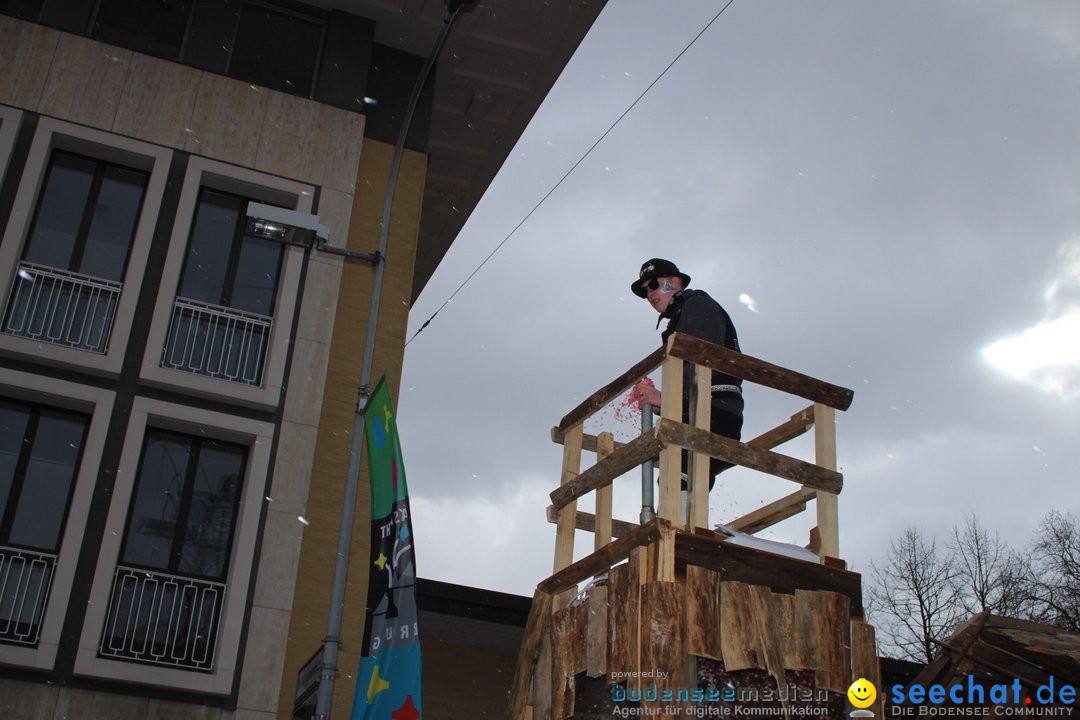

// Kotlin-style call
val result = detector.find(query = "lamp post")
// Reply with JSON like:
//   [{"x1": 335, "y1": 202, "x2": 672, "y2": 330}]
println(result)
[{"x1": 312, "y1": 3, "x2": 473, "y2": 718}]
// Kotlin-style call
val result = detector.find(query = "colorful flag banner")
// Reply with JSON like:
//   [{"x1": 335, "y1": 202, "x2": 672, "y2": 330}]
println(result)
[{"x1": 352, "y1": 376, "x2": 422, "y2": 720}]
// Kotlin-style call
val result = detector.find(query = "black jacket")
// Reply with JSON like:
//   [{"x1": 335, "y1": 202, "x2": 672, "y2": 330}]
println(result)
[{"x1": 658, "y1": 288, "x2": 743, "y2": 422}]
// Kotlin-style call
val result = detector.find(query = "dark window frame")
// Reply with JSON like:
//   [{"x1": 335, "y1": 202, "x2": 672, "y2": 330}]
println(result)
[
  {"x1": 88, "y1": 0, "x2": 196, "y2": 62},
  {"x1": 176, "y1": 186, "x2": 287, "y2": 315},
  {"x1": 226, "y1": 0, "x2": 327, "y2": 99},
  {"x1": 119, "y1": 428, "x2": 247, "y2": 583},
  {"x1": 0, "y1": 398, "x2": 90, "y2": 554},
  {"x1": 21, "y1": 147, "x2": 149, "y2": 282}
]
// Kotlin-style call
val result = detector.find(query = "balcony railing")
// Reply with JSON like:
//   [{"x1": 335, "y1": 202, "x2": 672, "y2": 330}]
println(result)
[
  {"x1": 99, "y1": 565, "x2": 225, "y2": 672},
  {"x1": 0, "y1": 545, "x2": 57, "y2": 648},
  {"x1": 162, "y1": 297, "x2": 272, "y2": 386},
  {"x1": 2, "y1": 261, "x2": 121, "y2": 354}
]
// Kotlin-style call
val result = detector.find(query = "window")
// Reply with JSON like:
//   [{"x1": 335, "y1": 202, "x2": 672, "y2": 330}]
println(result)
[
  {"x1": 74, "y1": 397, "x2": 272, "y2": 693},
  {"x1": 141, "y1": 156, "x2": 310, "y2": 408},
  {"x1": 228, "y1": 2, "x2": 324, "y2": 98},
  {"x1": 3, "y1": 147, "x2": 149, "y2": 354},
  {"x1": 162, "y1": 188, "x2": 285, "y2": 386},
  {"x1": 0, "y1": 399, "x2": 89, "y2": 648},
  {"x1": 0, "y1": 0, "x2": 44, "y2": 21},
  {"x1": 99, "y1": 429, "x2": 246, "y2": 671},
  {"x1": 90, "y1": 0, "x2": 192, "y2": 60},
  {"x1": 0, "y1": 118, "x2": 171, "y2": 375}
]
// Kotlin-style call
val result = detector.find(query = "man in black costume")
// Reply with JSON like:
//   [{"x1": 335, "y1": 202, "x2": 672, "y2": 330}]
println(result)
[{"x1": 630, "y1": 258, "x2": 743, "y2": 490}]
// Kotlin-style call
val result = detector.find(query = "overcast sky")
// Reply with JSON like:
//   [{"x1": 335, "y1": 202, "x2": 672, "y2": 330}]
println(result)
[{"x1": 394, "y1": 0, "x2": 1080, "y2": 598}]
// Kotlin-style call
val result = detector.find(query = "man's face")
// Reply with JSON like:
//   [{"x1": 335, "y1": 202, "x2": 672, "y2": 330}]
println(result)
[{"x1": 645, "y1": 276, "x2": 681, "y2": 314}]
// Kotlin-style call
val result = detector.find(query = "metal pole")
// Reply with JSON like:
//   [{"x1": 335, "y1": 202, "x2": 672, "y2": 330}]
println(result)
[
  {"x1": 313, "y1": 7, "x2": 466, "y2": 718},
  {"x1": 640, "y1": 405, "x2": 655, "y2": 524}
]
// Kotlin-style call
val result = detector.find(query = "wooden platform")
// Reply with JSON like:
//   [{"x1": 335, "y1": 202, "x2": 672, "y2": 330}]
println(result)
[{"x1": 509, "y1": 523, "x2": 882, "y2": 719}]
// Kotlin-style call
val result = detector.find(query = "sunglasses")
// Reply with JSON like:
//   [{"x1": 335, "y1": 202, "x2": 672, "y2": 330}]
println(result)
[{"x1": 641, "y1": 278, "x2": 664, "y2": 292}]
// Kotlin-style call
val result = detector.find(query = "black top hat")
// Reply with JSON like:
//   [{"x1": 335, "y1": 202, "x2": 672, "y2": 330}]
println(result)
[{"x1": 631, "y1": 258, "x2": 691, "y2": 298}]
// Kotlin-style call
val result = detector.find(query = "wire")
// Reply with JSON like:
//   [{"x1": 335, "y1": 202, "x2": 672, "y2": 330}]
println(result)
[{"x1": 405, "y1": 0, "x2": 737, "y2": 347}]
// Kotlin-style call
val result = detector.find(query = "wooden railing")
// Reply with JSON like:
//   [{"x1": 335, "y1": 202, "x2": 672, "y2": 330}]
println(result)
[
  {"x1": 547, "y1": 332, "x2": 853, "y2": 579},
  {"x1": 509, "y1": 340, "x2": 855, "y2": 718}
]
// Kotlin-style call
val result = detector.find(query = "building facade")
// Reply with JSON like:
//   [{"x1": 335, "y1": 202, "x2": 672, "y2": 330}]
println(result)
[{"x1": 0, "y1": 1, "x2": 603, "y2": 718}]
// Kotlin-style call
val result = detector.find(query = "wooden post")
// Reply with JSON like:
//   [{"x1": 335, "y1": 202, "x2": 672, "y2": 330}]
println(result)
[
  {"x1": 655, "y1": 520, "x2": 676, "y2": 582},
  {"x1": 594, "y1": 431, "x2": 614, "y2": 551},
  {"x1": 657, "y1": 353, "x2": 682, "y2": 522},
  {"x1": 814, "y1": 403, "x2": 839, "y2": 560},
  {"x1": 507, "y1": 590, "x2": 554, "y2": 720},
  {"x1": 688, "y1": 363, "x2": 711, "y2": 529},
  {"x1": 553, "y1": 422, "x2": 583, "y2": 605}
]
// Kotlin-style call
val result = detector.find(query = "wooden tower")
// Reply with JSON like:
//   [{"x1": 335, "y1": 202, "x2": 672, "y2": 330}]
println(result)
[{"x1": 508, "y1": 333, "x2": 882, "y2": 719}]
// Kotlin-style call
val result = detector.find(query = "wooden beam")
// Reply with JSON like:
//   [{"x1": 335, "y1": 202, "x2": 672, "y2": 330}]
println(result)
[
  {"x1": 549, "y1": 428, "x2": 664, "y2": 511},
  {"x1": 586, "y1": 584, "x2": 608, "y2": 677},
  {"x1": 545, "y1": 505, "x2": 638, "y2": 539},
  {"x1": 507, "y1": 589, "x2": 553, "y2": 720},
  {"x1": 556, "y1": 345, "x2": 666, "y2": 433},
  {"x1": 595, "y1": 432, "x2": 614, "y2": 551},
  {"x1": 538, "y1": 519, "x2": 667, "y2": 595},
  {"x1": 656, "y1": 418, "x2": 843, "y2": 494},
  {"x1": 727, "y1": 487, "x2": 817, "y2": 534},
  {"x1": 667, "y1": 333, "x2": 854, "y2": 411},
  {"x1": 746, "y1": 406, "x2": 815, "y2": 450},
  {"x1": 688, "y1": 364, "x2": 711, "y2": 530},
  {"x1": 673, "y1": 530, "x2": 864, "y2": 615},
  {"x1": 551, "y1": 426, "x2": 627, "y2": 453},
  {"x1": 814, "y1": 403, "x2": 840, "y2": 560},
  {"x1": 553, "y1": 424, "x2": 583, "y2": 582},
  {"x1": 657, "y1": 352, "x2": 682, "y2": 523}
]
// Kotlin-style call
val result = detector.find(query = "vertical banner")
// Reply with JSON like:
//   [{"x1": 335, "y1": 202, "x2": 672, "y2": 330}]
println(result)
[{"x1": 352, "y1": 376, "x2": 422, "y2": 720}]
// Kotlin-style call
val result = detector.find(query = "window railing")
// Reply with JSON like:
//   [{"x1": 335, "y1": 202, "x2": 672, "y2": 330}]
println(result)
[
  {"x1": 98, "y1": 565, "x2": 226, "y2": 672},
  {"x1": 0, "y1": 545, "x2": 57, "y2": 648},
  {"x1": 161, "y1": 297, "x2": 272, "y2": 386},
  {"x1": 2, "y1": 261, "x2": 121, "y2": 354}
]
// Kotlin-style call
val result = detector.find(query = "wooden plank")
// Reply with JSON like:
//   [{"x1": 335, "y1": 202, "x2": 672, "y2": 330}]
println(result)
[
  {"x1": 674, "y1": 531, "x2": 864, "y2": 615},
  {"x1": 557, "y1": 603, "x2": 589, "y2": 676},
  {"x1": 655, "y1": 522, "x2": 676, "y2": 582},
  {"x1": 719, "y1": 581, "x2": 763, "y2": 671},
  {"x1": 851, "y1": 620, "x2": 883, "y2": 718},
  {"x1": 538, "y1": 518, "x2": 665, "y2": 595},
  {"x1": 773, "y1": 593, "x2": 800, "y2": 668},
  {"x1": 749, "y1": 585, "x2": 790, "y2": 714},
  {"x1": 553, "y1": 424, "x2": 583, "y2": 583},
  {"x1": 551, "y1": 426, "x2": 627, "y2": 453},
  {"x1": 586, "y1": 584, "x2": 608, "y2": 677},
  {"x1": 727, "y1": 487, "x2": 817, "y2": 534},
  {"x1": 641, "y1": 581, "x2": 684, "y2": 712},
  {"x1": 814, "y1": 403, "x2": 840, "y2": 560},
  {"x1": 820, "y1": 590, "x2": 852, "y2": 692},
  {"x1": 552, "y1": 603, "x2": 587, "y2": 717},
  {"x1": 595, "y1": 432, "x2": 614, "y2": 551},
  {"x1": 689, "y1": 363, "x2": 711, "y2": 529},
  {"x1": 746, "y1": 406, "x2": 815, "y2": 450},
  {"x1": 792, "y1": 589, "x2": 819, "y2": 672},
  {"x1": 685, "y1": 565, "x2": 722, "y2": 660},
  {"x1": 656, "y1": 418, "x2": 844, "y2": 494},
  {"x1": 667, "y1": 333, "x2": 854, "y2": 411},
  {"x1": 545, "y1": 505, "x2": 638, "y2": 539},
  {"x1": 508, "y1": 589, "x2": 554, "y2": 720},
  {"x1": 657, "y1": 352, "x2": 683, "y2": 522},
  {"x1": 534, "y1": 625, "x2": 553, "y2": 720},
  {"x1": 549, "y1": 429, "x2": 665, "y2": 511},
  {"x1": 606, "y1": 563, "x2": 632, "y2": 681},
  {"x1": 557, "y1": 345, "x2": 667, "y2": 433}
]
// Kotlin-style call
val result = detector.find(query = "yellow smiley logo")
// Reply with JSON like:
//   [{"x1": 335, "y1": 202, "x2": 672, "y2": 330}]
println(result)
[{"x1": 847, "y1": 678, "x2": 877, "y2": 709}]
